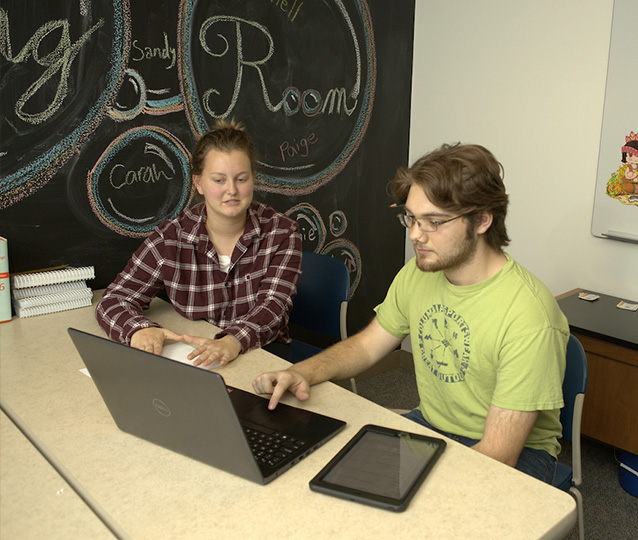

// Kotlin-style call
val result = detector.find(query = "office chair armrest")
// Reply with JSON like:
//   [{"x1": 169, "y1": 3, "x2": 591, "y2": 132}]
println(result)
[{"x1": 571, "y1": 393, "x2": 585, "y2": 485}]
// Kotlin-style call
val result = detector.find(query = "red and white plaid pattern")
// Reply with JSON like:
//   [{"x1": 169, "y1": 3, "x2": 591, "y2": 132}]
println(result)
[{"x1": 96, "y1": 202, "x2": 302, "y2": 352}]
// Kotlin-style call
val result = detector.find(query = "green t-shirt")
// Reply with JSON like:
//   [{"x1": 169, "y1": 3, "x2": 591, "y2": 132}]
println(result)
[{"x1": 375, "y1": 254, "x2": 569, "y2": 457}]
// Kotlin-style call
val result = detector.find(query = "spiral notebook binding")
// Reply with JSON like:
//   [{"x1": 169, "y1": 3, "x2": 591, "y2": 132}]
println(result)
[
  {"x1": 13, "y1": 296, "x2": 94, "y2": 318},
  {"x1": 11, "y1": 266, "x2": 95, "y2": 290}
]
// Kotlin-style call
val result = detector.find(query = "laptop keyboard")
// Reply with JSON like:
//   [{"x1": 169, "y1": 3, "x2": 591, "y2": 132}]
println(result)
[{"x1": 243, "y1": 426, "x2": 308, "y2": 467}]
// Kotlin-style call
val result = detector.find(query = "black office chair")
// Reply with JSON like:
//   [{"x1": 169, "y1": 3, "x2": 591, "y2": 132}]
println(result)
[
  {"x1": 553, "y1": 334, "x2": 588, "y2": 540},
  {"x1": 288, "y1": 252, "x2": 356, "y2": 393}
]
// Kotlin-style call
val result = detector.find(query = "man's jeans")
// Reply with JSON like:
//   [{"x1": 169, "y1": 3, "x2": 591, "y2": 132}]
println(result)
[{"x1": 402, "y1": 408, "x2": 557, "y2": 484}]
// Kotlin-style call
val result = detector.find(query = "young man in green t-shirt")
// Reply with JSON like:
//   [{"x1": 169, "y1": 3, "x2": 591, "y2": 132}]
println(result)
[{"x1": 252, "y1": 143, "x2": 569, "y2": 483}]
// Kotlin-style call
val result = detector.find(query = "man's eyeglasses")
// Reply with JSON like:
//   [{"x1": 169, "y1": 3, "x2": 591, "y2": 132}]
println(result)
[{"x1": 397, "y1": 212, "x2": 467, "y2": 232}]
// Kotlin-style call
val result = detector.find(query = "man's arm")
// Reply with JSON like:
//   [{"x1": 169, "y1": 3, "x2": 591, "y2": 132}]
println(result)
[
  {"x1": 252, "y1": 317, "x2": 402, "y2": 409},
  {"x1": 471, "y1": 405, "x2": 539, "y2": 467}
]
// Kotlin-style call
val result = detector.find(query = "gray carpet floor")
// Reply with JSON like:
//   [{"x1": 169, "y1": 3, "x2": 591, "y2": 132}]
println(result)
[{"x1": 355, "y1": 367, "x2": 638, "y2": 540}]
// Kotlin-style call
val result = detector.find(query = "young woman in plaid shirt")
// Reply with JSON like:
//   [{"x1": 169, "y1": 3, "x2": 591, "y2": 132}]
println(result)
[{"x1": 96, "y1": 120, "x2": 302, "y2": 366}]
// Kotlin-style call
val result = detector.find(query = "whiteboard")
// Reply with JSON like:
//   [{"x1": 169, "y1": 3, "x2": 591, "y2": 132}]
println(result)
[{"x1": 591, "y1": 0, "x2": 638, "y2": 244}]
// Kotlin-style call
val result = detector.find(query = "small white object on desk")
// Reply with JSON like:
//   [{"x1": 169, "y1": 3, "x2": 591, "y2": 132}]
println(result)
[
  {"x1": 617, "y1": 300, "x2": 638, "y2": 312},
  {"x1": 80, "y1": 341, "x2": 221, "y2": 378},
  {"x1": 160, "y1": 341, "x2": 222, "y2": 369}
]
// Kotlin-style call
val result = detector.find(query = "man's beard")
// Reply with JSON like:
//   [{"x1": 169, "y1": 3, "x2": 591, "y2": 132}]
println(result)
[{"x1": 414, "y1": 231, "x2": 479, "y2": 274}]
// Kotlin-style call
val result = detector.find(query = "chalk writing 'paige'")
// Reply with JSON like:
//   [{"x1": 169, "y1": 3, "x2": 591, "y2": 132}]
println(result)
[
  {"x1": 280, "y1": 134, "x2": 317, "y2": 163},
  {"x1": 131, "y1": 33, "x2": 176, "y2": 69}
]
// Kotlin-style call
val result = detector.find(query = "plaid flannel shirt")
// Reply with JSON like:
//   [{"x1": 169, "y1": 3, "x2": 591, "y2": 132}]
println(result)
[{"x1": 96, "y1": 201, "x2": 302, "y2": 352}]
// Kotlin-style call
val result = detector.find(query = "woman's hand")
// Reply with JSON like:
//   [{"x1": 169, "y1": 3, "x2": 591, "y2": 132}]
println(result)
[
  {"x1": 182, "y1": 334, "x2": 242, "y2": 367},
  {"x1": 130, "y1": 327, "x2": 183, "y2": 355}
]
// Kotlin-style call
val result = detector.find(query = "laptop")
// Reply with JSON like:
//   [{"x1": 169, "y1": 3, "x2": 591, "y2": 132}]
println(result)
[{"x1": 67, "y1": 328, "x2": 346, "y2": 485}]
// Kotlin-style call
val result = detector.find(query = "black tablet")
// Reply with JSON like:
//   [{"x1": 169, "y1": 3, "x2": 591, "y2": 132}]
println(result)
[{"x1": 309, "y1": 424, "x2": 446, "y2": 512}]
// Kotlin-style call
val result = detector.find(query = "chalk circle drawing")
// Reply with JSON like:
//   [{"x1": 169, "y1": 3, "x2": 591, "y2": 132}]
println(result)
[
  {"x1": 285, "y1": 203, "x2": 326, "y2": 253},
  {"x1": 321, "y1": 239, "x2": 361, "y2": 298},
  {"x1": 0, "y1": 0, "x2": 131, "y2": 209},
  {"x1": 87, "y1": 126, "x2": 194, "y2": 237},
  {"x1": 145, "y1": 93, "x2": 184, "y2": 115},
  {"x1": 329, "y1": 210, "x2": 348, "y2": 237},
  {"x1": 108, "y1": 69, "x2": 147, "y2": 121},
  {"x1": 178, "y1": 0, "x2": 376, "y2": 195}
]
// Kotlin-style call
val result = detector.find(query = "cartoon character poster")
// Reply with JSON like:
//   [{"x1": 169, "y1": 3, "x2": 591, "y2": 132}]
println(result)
[{"x1": 605, "y1": 132, "x2": 638, "y2": 205}]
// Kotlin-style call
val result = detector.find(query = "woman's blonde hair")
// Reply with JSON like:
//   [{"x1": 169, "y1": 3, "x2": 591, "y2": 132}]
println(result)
[{"x1": 190, "y1": 118, "x2": 258, "y2": 176}]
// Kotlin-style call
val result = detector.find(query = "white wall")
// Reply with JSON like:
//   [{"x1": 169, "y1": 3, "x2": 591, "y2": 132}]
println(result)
[{"x1": 408, "y1": 0, "x2": 638, "y2": 301}]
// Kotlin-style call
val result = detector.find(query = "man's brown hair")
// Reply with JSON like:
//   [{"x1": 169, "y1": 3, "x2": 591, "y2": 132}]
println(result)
[{"x1": 391, "y1": 143, "x2": 510, "y2": 250}]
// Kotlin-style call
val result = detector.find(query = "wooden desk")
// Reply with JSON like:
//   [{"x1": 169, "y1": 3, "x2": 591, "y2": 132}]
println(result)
[
  {"x1": 557, "y1": 289, "x2": 638, "y2": 454},
  {"x1": 0, "y1": 294, "x2": 577, "y2": 540}
]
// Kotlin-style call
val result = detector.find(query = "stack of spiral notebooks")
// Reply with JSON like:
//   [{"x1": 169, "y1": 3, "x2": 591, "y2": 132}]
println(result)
[{"x1": 10, "y1": 266, "x2": 95, "y2": 318}]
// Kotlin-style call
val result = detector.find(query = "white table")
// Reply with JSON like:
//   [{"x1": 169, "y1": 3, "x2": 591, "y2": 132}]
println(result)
[
  {"x1": 0, "y1": 293, "x2": 577, "y2": 540},
  {"x1": 1, "y1": 410, "x2": 116, "y2": 540}
]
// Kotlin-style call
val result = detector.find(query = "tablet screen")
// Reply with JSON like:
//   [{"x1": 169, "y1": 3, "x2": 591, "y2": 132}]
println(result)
[{"x1": 310, "y1": 424, "x2": 446, "y2": 511}]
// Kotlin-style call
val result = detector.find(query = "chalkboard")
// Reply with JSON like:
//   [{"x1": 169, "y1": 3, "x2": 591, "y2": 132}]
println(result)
[{"x1": 0, "y1": 0, "x2": 415, "y2": 333}]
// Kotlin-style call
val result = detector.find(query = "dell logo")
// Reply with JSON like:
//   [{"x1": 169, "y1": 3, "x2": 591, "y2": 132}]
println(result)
[{"x1": 152, "y1": 398, "x2": 171, "y2": 417}]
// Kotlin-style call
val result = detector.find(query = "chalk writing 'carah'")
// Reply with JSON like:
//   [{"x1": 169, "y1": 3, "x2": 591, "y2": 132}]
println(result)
[
  {"x1": 267, "y1": 0, "x2": 303, "y2": 22},
  {"x1": 109, "y1": 163, "x2": 173, "y2": 190},
  {"x1": 0, "y1": 8, "x2": 104, "y2": 124},
  {"x1": 131, "y1": 32, "x2": 176, "y2": 70}
]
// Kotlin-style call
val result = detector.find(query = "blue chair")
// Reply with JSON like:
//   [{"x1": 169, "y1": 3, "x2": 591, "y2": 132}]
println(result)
[
  {"x1": 288, "y1": 252, "x2": 356, "y2": 393},
  {"x1": 553, "y1": 334, "x2": 588, "y2": 540}
]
